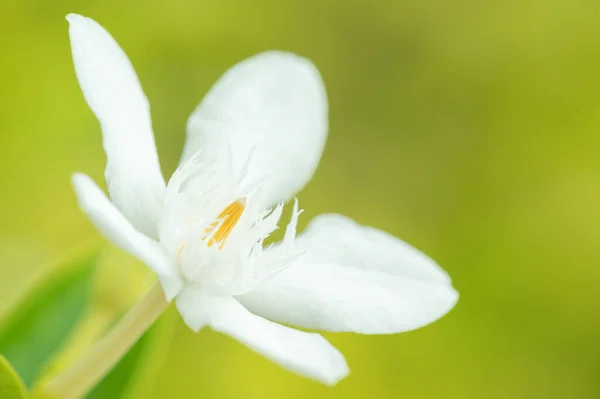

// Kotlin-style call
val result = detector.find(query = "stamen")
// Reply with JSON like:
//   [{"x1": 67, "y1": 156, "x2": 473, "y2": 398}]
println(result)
[
  {"x1": 204, "y1": 198, "x2": 247, "y2": 249},
  {"x1": 177, "y1": 241, "x2": 189, "y2": 263}
]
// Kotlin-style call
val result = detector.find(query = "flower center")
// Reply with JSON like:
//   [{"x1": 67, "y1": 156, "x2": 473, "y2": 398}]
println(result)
[
  {"x1": 204, "y1": 197, "x2": 247, "y2": 249},
  {"x1": 175, "y1": 197, "x2": 248, "y2": 267}
]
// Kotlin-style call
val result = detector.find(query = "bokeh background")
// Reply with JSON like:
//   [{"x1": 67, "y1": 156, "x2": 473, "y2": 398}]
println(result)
[{"x1": 1, "y1": 0, "x2": 600, "y2": 398}]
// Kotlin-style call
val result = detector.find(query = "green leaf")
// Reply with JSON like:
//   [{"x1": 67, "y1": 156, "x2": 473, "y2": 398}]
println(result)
[
  {"x1": 34, "y1": 247, "x2": 156, "y2": 385},
  {"x1": 0, "y1": 355, "x2": 29, "y2": 399},
  {"x1": 0, "y1": 247, "x2": 99, "y2": 388},
  {"x1": 87, "y1": 307, "x2": 176, "y2": 399}
]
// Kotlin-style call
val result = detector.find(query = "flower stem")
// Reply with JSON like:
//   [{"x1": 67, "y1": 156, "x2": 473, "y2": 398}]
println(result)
[{"x1": 37, "y1": 282, "x2": 168, "y2": 399}]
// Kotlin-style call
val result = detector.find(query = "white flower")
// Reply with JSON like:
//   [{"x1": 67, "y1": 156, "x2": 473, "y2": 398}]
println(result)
[{"x1": 67, "y1": 13, "x2": 459, "y2": 386}]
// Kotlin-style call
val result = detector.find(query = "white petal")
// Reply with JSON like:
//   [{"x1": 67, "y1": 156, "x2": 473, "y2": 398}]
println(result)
[
  {"x1": 67, "y1": 14, "x2": 165, "y2": 238},
  {"x1": 176, "y1": 289, "x2": 349, "y2": 385},
  {"x1": 72, "y1": 173, "x2": 182, "y2": 300},
  {"x1": 237, "y1": 214, "x2": 458, "y2": 334},
  {"x1": 299, "y1": 214, "x2": 453, "y2": 283},
  {"x1": 182, "y1": 51, "x2": 328, "y2": 208}
]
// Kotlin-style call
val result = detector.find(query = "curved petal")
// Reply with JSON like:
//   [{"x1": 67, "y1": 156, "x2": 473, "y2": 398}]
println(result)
[
  {"x1": 182, "y1": 51, "x2": 328, "y2": 208},
  {"x1": 237, "y1": 214, "x2": 458, "y2": 334},
  {"x1": 67, "y1": 14, "x2": 165, "y2": 238},
  {"x1": 176, "y1": 289, "x2": 349, "y2": 385},
  {"x1": 72, "y1": 173, "x2": 182, "y2": 300},
  {"x1": 299, "y1": 214, "x2": 453, "y2": 283}
]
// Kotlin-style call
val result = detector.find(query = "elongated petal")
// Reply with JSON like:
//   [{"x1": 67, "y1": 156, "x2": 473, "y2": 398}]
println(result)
[
  {"x1": 182, "y1": 51, "x2": 328, "y2": 208},
  {"x1": 299, "y1": 214, "x2": 453, "y2": 283},
  {"x1": 237, "y1": 214, "x2": 458, "y2": 334},
  {"x1": 72, "y1": 173, "x2": 182, "y2": 300},
  {"x1": 67, "y1": 14, "x2": 165, "y2": 238},
  {"x1": 176, "y1": 289, "x2": 349, "y2": 385}
]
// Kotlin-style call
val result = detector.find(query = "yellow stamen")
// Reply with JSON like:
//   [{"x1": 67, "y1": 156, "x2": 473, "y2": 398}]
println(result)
[{"x1": 204, "y1": 198, "x2": 246, "y2": 249}]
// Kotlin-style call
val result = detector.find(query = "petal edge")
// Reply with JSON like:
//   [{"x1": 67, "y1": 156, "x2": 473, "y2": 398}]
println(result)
[
  {"x1": 68, "y1": 14, "x2": 165, "y2": 238},
  {"x1": 182, "y1": 51, "x2": 328, "y2": 208},
  {"x1": 72, "y1": 173, "x2": 182, "y2": 300},
  {"x1": 176, "y1": 289, "x2": 349, "y2": 385}
]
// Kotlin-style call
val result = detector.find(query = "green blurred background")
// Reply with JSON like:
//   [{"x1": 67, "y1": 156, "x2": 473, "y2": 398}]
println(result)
[{"x1": 1, "y1": 0, "x2": 600, "y2": 397}]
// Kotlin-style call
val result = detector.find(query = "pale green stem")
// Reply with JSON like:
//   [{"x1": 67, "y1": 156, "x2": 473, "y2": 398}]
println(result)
[{"x1": 37, "y1": 283, "x2": 168, "y2": 399}]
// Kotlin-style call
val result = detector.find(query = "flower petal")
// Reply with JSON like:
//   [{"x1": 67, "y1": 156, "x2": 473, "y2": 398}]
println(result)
[
  {"x1": 299, "y1": 214, "x2": 453, "y2": 283},
  {"x1": 67, "y1": 14, "x2": 165, "y2": 238},
  {"x1": 237, "y1": 214, "x2": 458, "y2": 334},
  {"x1": 72, "y1": 173, "x2": 182, "y2": 300},
  {"x1": 176, "y1": 289, "x2": 349, "y2": 385},
  {"x1": 182, "y1": 51, "x2": 328, "y2": 208}
]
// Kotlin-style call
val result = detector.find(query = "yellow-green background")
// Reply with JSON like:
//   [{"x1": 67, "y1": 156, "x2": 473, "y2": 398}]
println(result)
[{"x1": 1, "y1": 0, "x2": 600, "y2": 398}]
